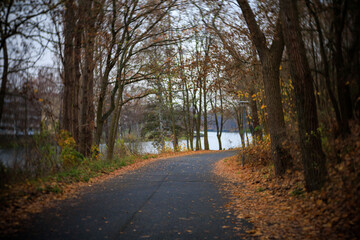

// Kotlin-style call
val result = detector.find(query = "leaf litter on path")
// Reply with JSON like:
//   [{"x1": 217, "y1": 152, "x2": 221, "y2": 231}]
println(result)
[{"x1": 213, "y1": 156, "x2": 317, "y2": 239}]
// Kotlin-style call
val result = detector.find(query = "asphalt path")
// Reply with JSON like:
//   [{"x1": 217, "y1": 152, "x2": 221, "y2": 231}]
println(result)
[{"x1": 8, "y1": 151, "x2": 254, "y2": 239}]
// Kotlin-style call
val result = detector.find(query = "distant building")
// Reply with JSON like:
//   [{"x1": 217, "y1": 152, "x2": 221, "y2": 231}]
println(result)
[{"x1": 0, "y1": 92, "x2": 41, "y2": 135}]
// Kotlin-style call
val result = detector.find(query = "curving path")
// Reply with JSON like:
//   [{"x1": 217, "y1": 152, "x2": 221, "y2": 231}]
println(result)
[{"x1": 8, "y1": 151, "x2": 254, "y2": 239}]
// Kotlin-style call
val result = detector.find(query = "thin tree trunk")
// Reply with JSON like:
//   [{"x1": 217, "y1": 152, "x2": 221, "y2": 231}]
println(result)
[
  {"x1": 249, "y1": 87, "x2": 262, "y2": 142},
  {"x1": 0, "y1": 39, "x2": 9, "y2": 122},
  {"x1": 217, "y1": 135, "x2": 222, "y2": 150},
  {"x1": 211, "y1": 89, "x2": 224, "y2": 150},
  {"x1": 280, "y1": 0, "x2": 327, "y2": 191},
  {"x1": 214, "y1": 107, "x2": 223, "y2": 150},
  {"x1": 94, "y1": 0, "x2": 123, "y2": 146},
  {"x1": 191, "y1": 92, "x2": 197, "y2": 151},
  {"x1": 305, "y1": 0, "x2": 342, "y2": 131},
  {"x1": 181, "y1": 84, "x2": 189, "y2": 150},
  {"x1": 106, "y1": 86, "x2": 123, "y2": 161},
  {"x1": 179, "y1": 45, "x2": 192, "y2": 150},
  {"x1": 218, "y1": 88, "x2": 224, "y2": 150},
  {"x1": 157, "y1": 77, "x2": 165, "y2": 151},
  {"x1": 235, "y1": 107, "x2": 245, "y2": 148},
  {"x1": 203, "y1": 80, "x2": 209, "y2": 150},
  {"x1": 333, "y1": 0, "x2": 352, "y2": 135},
  {"x1": 95, "y1": 70, "x2": 110, "y2": 145},
  {"x1": 195, "y1": 87, "x2": 202, "y2": 151},
  {"x1": 214, "y1": 107, "x2": 222, "y2": 150},
  {"x1": 245, "y1": 116, "x2": 250, "y2": 147},
  {"x1": 186, "y1": 83, "x2": 193, "y2": 150},
  {"x1": 72, "y1": 9, "x2": 82, "y2": 144},
  {"x1": 202, "y1": 37, "x2": 211, "y2": 150},
  {"x1": 168, "y1": 76, "x2": 178, "y2": 151}
]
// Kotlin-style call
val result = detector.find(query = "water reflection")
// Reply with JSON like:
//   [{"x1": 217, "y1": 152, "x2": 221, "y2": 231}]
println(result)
[{"x1": 140, "y1": 131, "x2": 252, "y2": 154}]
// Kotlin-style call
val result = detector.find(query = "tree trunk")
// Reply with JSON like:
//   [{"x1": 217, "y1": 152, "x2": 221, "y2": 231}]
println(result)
[
  {"x1": 195, "y1": 87, "x2": 202, "y2": 151},
  {"x1": 214, "y1": 105, "x2": 223, "y2": 151},
  {"x1": 214, "y1": 111, "x2": 222, "y2": 150},
  {"x1": 235, "y1": 107, "x2": 245, "y2": 148},
  {"x1": 191, "y1": 93, "x2": 197, "y2": 151},
  {"x1": 249, "y1": 87, "x2": 262, "y2": 142},
  {"x1": 246, "y1": 127, "x2": 250, "y2": 146},
  {"x1": 62, "y1": 0, "x2": 74, "y2": 133},
  {"x1": 95, "y1": 67, "x2": 117, "y2": 146},
  {"x1": 72, "y1": 14, "x2": 82, "y2": 144},
  {"x1": 168, "y1": 76, "x2": 178, "y2": 151},
  {"x1": 186, "y1": 83, "x2": 193, "y2": 150},
  {"x1": 95, "y1": 70, "x2": 110, "y2": 145},
  {"x1": 280, "y1": 0, "x2": 327, "y2": 191},
  {"x1": 94, "y1": 0, "x2": 124, "y2": 146},
  {"x1": 217, "y1": 134, "x2": 222, "y2": 150},
  {"x1": 0, "y1": 39, "x2": 8, "y2": 122},
  {"x1": 333, "y1": 0, "x2": 352, "y2": 135},
  {"x1": 157, "y1": 77, "x2": 165, "y2": 151},
  {"x1": 79, "y1": 0, "x2": 97, "y2": 156},
  {"x1": 305, "y1": 0, "x2": 342, "y2": 130},
  {"x1": 180, "y1": 50, "x2": 192, "y2": 151},
  {"x1": 106, "y1": 87, "x2": 123, "y2": 161},
  {"x1": 262, "y1": 55, "x2": 292, "y2": 175},
  {"x1": 181, "y1": 85, "x2": 189, "y2": 150},
  {"x1": 202, "y1": 37, "x2": 211, "y2": 150},
  {"x1": 237, "y1": 0, "x2": 292, "y2": 175},
  {"x1": 203, "y1": 79, "x2": 209, "y2": 150},
  {"x1": 211, "y1": 88, "x2": 224, "y2": 150},
  {"x1": 62, "y1": 0, "x2": 80, "y2": 144}
]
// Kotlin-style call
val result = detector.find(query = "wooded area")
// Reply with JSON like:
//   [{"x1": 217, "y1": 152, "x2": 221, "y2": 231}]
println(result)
[{"x1": 1, "y1": 0, "x2": 359, "y2": 237}]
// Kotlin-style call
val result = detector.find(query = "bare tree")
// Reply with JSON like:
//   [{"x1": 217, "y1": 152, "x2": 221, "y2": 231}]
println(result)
[
  {"x1": 94, "y1": 0, "x2": 178, "y2": 148},
  {"x1": 280, "y1": 0, "x2": 327, "y2": 191},
  {"x1": 0, "y1": 0, "x2": 57, "y2": 122}
]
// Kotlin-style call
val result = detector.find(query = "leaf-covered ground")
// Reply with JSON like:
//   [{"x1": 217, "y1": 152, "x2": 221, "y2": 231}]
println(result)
[{"x1": 214, "y1": 125, "x2": 360, "y2": 239}]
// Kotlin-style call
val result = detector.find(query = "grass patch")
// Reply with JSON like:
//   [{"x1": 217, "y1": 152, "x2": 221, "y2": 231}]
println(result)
[
  {"x1": 0, "y1": 154, "x2": 139, "y2": 206},
  {"x1": 141, "y1": 154, "x2": 156, "y2": 160},
  {"x1": 52, "y1": 155, "x2": 136, "y2": 184}
]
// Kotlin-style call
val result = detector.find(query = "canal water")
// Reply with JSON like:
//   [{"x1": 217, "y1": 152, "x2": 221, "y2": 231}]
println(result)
[
  {"x1": 139, "y1": 131, "x2": 251, "y2": 154},
  {"x1": 1, "y1": 131, "x2": 251, "y2": 167}
]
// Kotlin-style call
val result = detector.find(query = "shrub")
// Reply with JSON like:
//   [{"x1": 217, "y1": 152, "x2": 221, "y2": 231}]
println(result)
[
  {"x1": 124, "y1": 133, "x2": 142, "y2": 155},
  {"x1": 30, "y1": 129, "x2": 58, "y2": 176},
  {"x1": 91, "y1": 144, "x2": 100, "y2": 161},
  {"x1": 114, "y1": 139, "x2": 128, "y2": 157},
  {"x1": 56, "y1": 130, "x2": 83, "y2": 169},
  {"x1": 239, "y1": 139, "x2": 272, "y2": 166}
]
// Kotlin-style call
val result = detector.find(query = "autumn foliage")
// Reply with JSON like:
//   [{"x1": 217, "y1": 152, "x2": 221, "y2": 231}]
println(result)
[
  {"x1": 305, "y1": 123, "x2": 360, "y2": 239},
  {"x1": 216, "y1": 122, "x2": 360, "y2": 239}
]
